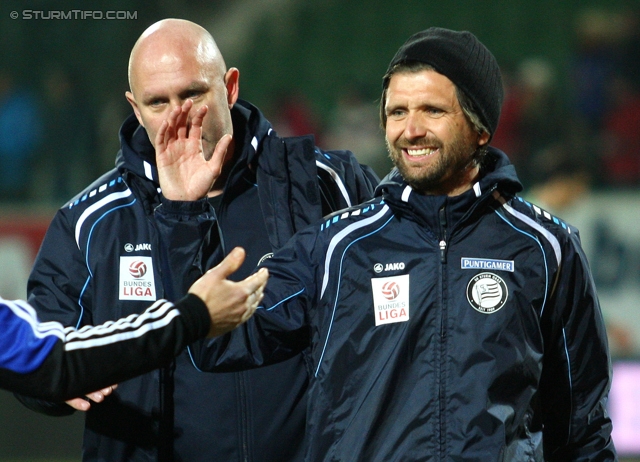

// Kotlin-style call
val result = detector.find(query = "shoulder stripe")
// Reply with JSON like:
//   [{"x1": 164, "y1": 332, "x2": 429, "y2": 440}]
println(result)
[
  {"x1": 321, "y1": 205, "x2": 390, "y2": 298},
  {"x1": 75, "y1": 189, "x2": 133, "y2": 248},
  {"x1": 316, "y1": 209, "x2": 394, "y2": 376},
  {"x1": 502, "y1": 202, "x2": 562, "y2": 267},
  {"x1": 495, "y1": 209, "x2": 552, "y2": 317},
  {"x1": 316, "y1": 160, "x2": 351, "y2": 207}
]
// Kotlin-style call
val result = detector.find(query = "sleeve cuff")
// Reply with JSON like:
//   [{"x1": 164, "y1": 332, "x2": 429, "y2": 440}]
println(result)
[
  {"x1": 173, "y1": 293, "x2": 211, "y2": 341},
  {"x1": 158, "y1": 196, "x2": 211, "y2": 216}
]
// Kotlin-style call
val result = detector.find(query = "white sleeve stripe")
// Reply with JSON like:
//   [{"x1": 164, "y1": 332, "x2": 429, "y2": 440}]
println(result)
[
  {"x1": 64, "y1": 310, "x2": 181, "y2": 351},
  {"x1": 3, "y1": 298, "x2": 66, "y2": 340},
  {"x1": 75, "y1": 189, "x2": 133, "y2": 248},
  {"x1": 502, "y1": 202, "x2": 562, "y2": 267},
  {"x1": 321, "y1": 205, "x2": 390, "y2": 298},
  {"x1": 316, "y1": 160, "x2": 351, "y2": 207},
  {"x1": 65, "y1": 300, "x2": 176, "y2": 341},
  {"x1": 1, "y1": 296, "x2": 180, "y2": 353}
]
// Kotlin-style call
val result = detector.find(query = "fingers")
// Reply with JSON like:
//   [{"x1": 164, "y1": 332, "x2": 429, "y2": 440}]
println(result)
[
  {"x1": 155, "y1": 119, "x2": 169, "y2": 151},
  {"x1": 101, "y1": 384, "x2": 118, "y2": 397},
  {"x1": 188, "y1": 105, "x2": 208, "y2": 149},
  {"x1": 155, "y1": 100, "x2": 197, "y2": 150},
  {"x1": 244, "y1": 267, "x2": 269, "y2": 296},
  {"x1": 207, "y1": 133, "x2": 232, "y2": 164},
  {"x1": 239, "y1": 268, "x2": 268, "y2": 323},
  {"x1": 65, "y1": 385, "x2": 117, "y2": 412},
  {"x1": 66, "y1": 397, "x2": 91, "y2": 411},
  {"x1": 191, "y1": 104, "x2": 208, "y2": 129},
  {"x1": 240, "y1": 269, "x2": 268, "y2": 323},
  {"x1": 175, "y1": 99, "x2": 192, "y2": 140}
]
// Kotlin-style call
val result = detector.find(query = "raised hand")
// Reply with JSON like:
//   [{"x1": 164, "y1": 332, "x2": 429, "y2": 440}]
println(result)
[{"x1": 155, "y1": 99, "x2": 232, "y2": 201}]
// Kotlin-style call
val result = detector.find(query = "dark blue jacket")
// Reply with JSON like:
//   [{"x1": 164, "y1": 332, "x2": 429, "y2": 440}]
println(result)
[
  {"x1": 195, "y1": 149, "x2": 616, "y2": 461},
  {"x1": 18, "y1": 100, "x2": 378, "y2": 461}
]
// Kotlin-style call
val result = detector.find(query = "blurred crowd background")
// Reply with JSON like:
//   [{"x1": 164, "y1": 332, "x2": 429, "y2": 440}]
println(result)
[{"x1": 0, "y1": 0, "x2": 639, "y2": 460}]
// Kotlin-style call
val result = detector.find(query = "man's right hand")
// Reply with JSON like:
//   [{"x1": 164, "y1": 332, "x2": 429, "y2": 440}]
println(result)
[
  {"x1": 155, "y1": 99, "x2": 232, "y2": 201},
  {"x1": 189, "y1": 247, "x2": 268, "y2": 338}
]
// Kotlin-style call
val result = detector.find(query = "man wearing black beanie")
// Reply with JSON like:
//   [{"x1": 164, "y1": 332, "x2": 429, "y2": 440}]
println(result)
[{"x1": 190, "y1": 27, "x2": 616, "y2": 461}]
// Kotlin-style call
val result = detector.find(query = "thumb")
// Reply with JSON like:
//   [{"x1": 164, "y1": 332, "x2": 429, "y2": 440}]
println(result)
[{"x1": 212, "y1": 247, "x2": 246, "y2": 279}]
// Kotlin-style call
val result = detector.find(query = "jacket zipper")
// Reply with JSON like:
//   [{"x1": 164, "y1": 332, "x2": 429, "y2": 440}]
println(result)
[
  {"x1": 215, "y1": 209, "x2": 250, "y2": 462},
  {"x1": 149, "y1": 218, "x2": 176, "y2": 462},
  {"x1": 439, "y1": 206, "x2": 447, "y2": 263},
  {"x1": 438, "y1": 205, "x2": 448, "y2": 459}
]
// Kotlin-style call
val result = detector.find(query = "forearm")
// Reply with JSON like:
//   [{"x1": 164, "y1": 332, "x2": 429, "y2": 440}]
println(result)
[{"x1": 3, "y1": 294, "x2": 209, "y2": 402}]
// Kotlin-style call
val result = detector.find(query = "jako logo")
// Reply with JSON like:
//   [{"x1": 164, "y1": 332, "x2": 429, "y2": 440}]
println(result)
[
  {"x1": 129, "y1": 261, "x2": 147, "y2": 278},
  {"x1": 381, "y1": 281, "x2": 400, "y2": 300},
  {"x1": 384, "y1": 262, "x2": 405, "y2": 271}
]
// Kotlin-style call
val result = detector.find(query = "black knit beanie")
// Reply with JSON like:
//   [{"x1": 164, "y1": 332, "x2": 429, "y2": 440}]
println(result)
[{"x1": 385, "y1": 27, "x2": 504, "y2": 137}]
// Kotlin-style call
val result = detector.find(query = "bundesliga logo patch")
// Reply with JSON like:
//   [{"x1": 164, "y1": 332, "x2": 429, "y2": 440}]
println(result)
[
  {"x1": 466, "y1": 272, "x2": 508, "y2": 314},
  {"x1": 371, "y1": 275, "x2": 410, "y2": 326},
  {"x1": 119, "y1": 256, "x2": 157, "y2": 301}
]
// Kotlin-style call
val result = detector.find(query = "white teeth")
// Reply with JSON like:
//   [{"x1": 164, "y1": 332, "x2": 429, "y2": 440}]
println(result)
[{"x1": 406, "y1": 147, "x2": 436, "y2": 157}]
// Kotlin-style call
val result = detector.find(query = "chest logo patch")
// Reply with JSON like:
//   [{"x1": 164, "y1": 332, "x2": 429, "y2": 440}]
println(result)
[
  {"x1": 119, "y1": 256, "x2": 156, "y2": 301},
  {"x1": 466, "y1": 272, "x2": 508, "y2": 314},
  {"x1": 371, "y1": 275, "x2": 410, "y2": 326}
]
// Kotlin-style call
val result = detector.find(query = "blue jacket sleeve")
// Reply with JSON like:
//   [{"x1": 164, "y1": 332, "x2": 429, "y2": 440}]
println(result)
[
  {"x1": 192, "y1": 227, "x2": 320, "y2": 371},
  {"x1": 153, "y1": 196, "x2": 219, "y2": 299},
  {"x1": 540, "y1": 230, "x2": 616, "y2": 461}
]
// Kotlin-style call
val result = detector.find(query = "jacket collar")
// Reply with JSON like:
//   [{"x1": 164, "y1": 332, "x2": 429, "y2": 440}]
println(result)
[{"x1": 376, "y1": 147, "x2": 522, "y2": 233}]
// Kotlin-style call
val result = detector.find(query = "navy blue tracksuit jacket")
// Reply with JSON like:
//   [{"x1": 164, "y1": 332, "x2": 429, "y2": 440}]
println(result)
[{"x1": 195, "y1": 149, "x2": 616, "y2": 461}]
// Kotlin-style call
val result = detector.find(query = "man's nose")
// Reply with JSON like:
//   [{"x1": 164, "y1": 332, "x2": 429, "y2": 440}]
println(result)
[{"x1": 404, "y1": 112, "x2": 428, "y2": 140}]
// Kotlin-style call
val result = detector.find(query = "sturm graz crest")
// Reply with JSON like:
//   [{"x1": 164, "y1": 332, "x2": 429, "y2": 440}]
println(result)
[{"x1": 466, "y1": 272, "x2": 508, "y2": 314}]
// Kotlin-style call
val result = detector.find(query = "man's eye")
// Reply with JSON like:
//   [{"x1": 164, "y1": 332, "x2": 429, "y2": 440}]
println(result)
[{"x1": 184, "y1": 90, "x2": 204, "y2": 100}]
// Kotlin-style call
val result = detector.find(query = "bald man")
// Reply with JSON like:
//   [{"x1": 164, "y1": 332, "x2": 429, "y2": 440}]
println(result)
[{"x1": 18, "y1": 18, "x2": 377, "y2": 462}]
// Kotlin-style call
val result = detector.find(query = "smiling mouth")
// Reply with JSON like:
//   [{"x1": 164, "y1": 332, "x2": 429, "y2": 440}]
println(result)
[{"x1": 405, "y1": 147, "x2": 438, "y2": 157}]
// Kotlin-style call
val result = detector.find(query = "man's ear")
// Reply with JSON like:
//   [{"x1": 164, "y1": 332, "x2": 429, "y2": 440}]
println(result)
[
  {"x1": 125, "y1": 91, "x2": 144, "y2": 127},
  {"x1": 224, "y1": 68, "x2": 240, "y2": 109},
  {"x1": 478, "y1": 130, "x2": 490, "y2": 147}
]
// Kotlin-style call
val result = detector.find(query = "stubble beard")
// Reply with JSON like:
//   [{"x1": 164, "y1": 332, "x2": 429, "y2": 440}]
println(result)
[{"x1": 387, "y1": 132, "x2": 478, "y2": 195}]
